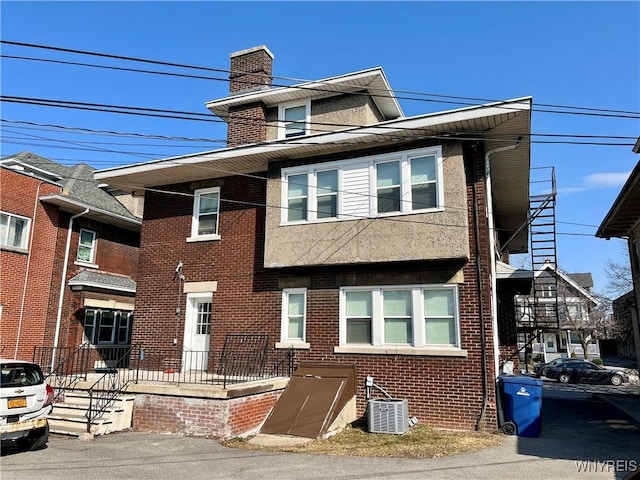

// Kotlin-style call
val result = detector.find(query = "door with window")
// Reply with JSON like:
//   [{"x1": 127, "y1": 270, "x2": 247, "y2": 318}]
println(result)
[
  {"x1": 544, "y1": 332, "x2": 558, "y2": 353},
  {"x1": 182, "y1": 293, "x2": 212, "y2": 371}
]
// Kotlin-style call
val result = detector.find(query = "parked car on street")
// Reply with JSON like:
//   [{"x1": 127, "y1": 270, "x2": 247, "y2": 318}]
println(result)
[
  {"x1": 545, "y1": 359, "x2": 630, "y2": 386},
  {"x1": 0, "y1": 359, "x2": 54, "y2": 451},
  {"x1": 533, "y1": 357, "x2": 575, "y2": 377}
]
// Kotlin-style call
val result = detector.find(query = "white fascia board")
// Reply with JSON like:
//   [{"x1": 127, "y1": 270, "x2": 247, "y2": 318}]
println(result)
[
  {"x1": 68, "y1": 280, "x2": 136, "y2": 294},
  {"x1": 206, "y1": 67, "x2": 387, "y2": 108},
  {"x1": 95, "y1": 97, "x2": 532, "y2": 181}
]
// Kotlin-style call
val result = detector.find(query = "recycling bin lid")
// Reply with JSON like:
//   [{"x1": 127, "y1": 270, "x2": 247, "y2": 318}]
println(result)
[{"x1": 499, "y1": 375, "x2": 543, "y2": 386}]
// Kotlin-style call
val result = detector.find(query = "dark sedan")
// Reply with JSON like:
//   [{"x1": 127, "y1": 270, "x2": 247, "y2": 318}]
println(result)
[
  {"x1": 533, "y1": 357, "x2": 575, "y2": 377},
  {"x1": 545, "y1": 360, "x2": 629, "y2": 386}
]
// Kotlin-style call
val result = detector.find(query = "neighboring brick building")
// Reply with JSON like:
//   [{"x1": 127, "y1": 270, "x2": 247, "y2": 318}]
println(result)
[
  {"x1": 96, "y1": 46, "x2": 533, "y2": 431},
  {"x1": 0, "y1": 152, "x2": 141, "y2": 363}
]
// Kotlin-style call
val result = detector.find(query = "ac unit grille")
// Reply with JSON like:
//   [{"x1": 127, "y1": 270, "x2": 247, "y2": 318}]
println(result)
[{"x1": 368, "y1": 398, "x2": 409, "y2": 434}]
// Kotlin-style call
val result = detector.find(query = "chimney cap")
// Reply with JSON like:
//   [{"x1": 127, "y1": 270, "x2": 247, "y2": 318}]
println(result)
[{"x1": 230, "y1": 45, "x2": 274, "y2": 60}]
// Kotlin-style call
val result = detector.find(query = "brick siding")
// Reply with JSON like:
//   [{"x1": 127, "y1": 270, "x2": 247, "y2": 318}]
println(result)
[{"x1": 132, "y1": 141, "x2": 501, "y2": 432}]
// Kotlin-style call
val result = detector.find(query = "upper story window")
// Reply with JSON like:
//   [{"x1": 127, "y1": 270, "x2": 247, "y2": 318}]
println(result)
[
  {"x1": 285, "y1": 169, "x2": 338, "y2": 223},
  {"x1": 189, "y1": 187, "x2": 221, "y2": 241},
  {"x1": 0, "y1": 211, "x2": 30, "y2": 250},
  {"x1": 281, "y1": 146, "x2": 443, "y2": 225},
  {"x1": 77, "y1": 229, "x2": 97, "y2": 264},
  {"x1": 340, "y1": 284, "x2": 460, "y2": 349},
  {"x1": 278, "y1": 100, "x2": 310, "y2": 139}
]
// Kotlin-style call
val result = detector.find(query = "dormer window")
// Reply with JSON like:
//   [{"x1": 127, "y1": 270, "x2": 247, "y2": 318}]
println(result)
[{"x1": 279, "y1": 100, "x2": 310, "y2": 139}]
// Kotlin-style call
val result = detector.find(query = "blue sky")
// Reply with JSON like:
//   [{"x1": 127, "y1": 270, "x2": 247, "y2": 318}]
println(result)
[{"x1": 1, "y1": 1, "x2": 638, "y2": 294}]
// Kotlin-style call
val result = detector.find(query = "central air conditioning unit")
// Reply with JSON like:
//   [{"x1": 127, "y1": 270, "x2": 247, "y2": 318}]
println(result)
[{"x1": 367, "y1": 398, "x2": 409, "y2": 434}]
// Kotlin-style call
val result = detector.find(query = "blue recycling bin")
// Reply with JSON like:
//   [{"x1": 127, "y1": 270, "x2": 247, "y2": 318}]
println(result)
[{"x1": 499, "y1": 375, "x2": 543, "y2": 438}]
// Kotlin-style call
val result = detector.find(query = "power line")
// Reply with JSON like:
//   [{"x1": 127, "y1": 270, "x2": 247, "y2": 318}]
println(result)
[
  {"x1": 2, "y1": 118, "x2": 636, "y2": 144},
  {"x1": 2, "y1": 40, "x2": 639, "y2": 118}
]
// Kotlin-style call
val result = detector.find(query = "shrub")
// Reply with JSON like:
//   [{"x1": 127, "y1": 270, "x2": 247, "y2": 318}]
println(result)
[{"x1": 592, "y1": 358, "x2": 603, "y2": 365}]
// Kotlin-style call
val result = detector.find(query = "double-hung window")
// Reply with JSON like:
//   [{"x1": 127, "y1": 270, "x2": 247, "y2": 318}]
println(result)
[
  {"x1": 77, "y1": 229, "x2": 96, "y2": 264},
  {"x1": 190, "y1": 187, "x2": 221, "y2": 240},
  {"x1": 340, "y1": 284, "x2": 461, "y2": 351},
  {"x1": 374, "y1": 151, "x2": 440, "y2": 215},
  {"x1": 285, "y1": 169, "x2": 338, "y2": 223},
  {"x1": 279, "y1": 288, "x2": 308, "y2": 348},
  {"x1": 279, "y1": 101, "x2": 310, "y2": 139},
  {"x1": 0, "y1": 211, "x2": 30, "y2": 250},
  {"x1": 281, "y1": 146, "x2": 443, "y2": 224}
]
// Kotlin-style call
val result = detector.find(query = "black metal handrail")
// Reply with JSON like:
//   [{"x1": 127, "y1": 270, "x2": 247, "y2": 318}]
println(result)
[
  {"x1": 33, "y1": 345, "x2": 91, "y2": 402},
  {"x1": 86, "y1": 345, "x2": 135, "y2": 432},
  {"x1": 31, "y1": 341, "x2": 296, "y2": 395}
]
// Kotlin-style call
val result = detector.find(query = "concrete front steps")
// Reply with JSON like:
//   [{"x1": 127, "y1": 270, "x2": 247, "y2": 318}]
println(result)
[{"x1": 49, "y1": 391, "x2": 135, "y2": 436}]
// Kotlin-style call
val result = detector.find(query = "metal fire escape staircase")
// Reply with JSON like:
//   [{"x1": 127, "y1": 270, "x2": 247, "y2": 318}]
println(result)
[{"x1": 518, "y1": 167, "x2": 560, "y2": 365}]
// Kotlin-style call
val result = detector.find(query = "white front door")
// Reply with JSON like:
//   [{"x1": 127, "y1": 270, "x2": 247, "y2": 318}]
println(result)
[
  {"x1": 182, "y1": 293, "x2": 212, "y2": 371},
  {"x1": 544, "y1": 333, "x2": 557, "y2": 353}
]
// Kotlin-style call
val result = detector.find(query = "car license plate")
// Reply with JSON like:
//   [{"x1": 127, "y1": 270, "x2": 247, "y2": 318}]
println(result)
[{"x1": 8, "y1": 397, "x2": 27, "y2": 409}]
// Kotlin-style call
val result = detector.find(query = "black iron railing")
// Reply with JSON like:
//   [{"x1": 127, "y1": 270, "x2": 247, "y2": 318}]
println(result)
[{"x1": 32, "y1": 338, "x2": 296, "y2": 392}]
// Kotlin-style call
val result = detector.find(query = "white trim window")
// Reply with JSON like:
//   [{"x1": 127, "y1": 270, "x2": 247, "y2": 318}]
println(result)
[
  {"x1": 278, "y1": 100, "x2": 310, "y2": 139},
  {"x1": 281, "y1": 146, "x2": 443, "y2": 224},
  {"x1": 77, "y1": 229, "x2": 97, "y2": 264},
  {"x1": 0, "y1": 211, "x2": 30, "y2": 250},
  {"x1": 339, "y1": 284, "x2": 461, "y2": 349},
  {"x1": 189, "y1": 187, "x2": 221, "y2": 241},
  {"x1": 285, "y1": 168, "x2": 338, "y2": 223},
  {"x1": 279, "y1": 288, "x2": 309, "y2": 348}
]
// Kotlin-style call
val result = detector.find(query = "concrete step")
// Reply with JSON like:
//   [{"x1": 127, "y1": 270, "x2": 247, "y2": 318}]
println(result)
[{"x1": 48, "y1": 413, "x2": 110, "y2": 436}]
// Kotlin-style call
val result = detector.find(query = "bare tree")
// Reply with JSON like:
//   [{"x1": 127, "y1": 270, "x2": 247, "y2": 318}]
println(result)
[
  {"x1": 557, "y1": 283, "x2": 604, "y2": 360},
  {"x1": 604, "y1": 244, "x2": 633, "y2": 299}
]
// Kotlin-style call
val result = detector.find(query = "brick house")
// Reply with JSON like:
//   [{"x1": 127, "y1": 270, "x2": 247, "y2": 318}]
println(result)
[
  {"x1": 95, "y1": 46, "x2": 533, "y2": 431},
  {"x1": 0, "y1": 152, "x2": 141, "y2": 364}
]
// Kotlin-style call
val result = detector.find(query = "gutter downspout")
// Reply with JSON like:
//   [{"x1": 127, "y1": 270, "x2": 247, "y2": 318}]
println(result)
[
  {"x1": 14, "y1": 182, "x2": 45, "y2": 359},
  {"x1": 485, "y1": 144, "x2": 519, "y2": 380},
  {"x1": 51, "y1": 208, "x2": 89, "y2": 371}
]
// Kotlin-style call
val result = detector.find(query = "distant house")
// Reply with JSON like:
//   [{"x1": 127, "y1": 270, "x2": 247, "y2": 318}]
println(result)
[
  {"x1": 514, "y1": 263, "x2": 600, "y2": 361},
  {"x1": 95, "y1": 45, "x2": 534, "y2": 433},
  {"x1": 596, "y1": 139, "x2": 640, "y2": 368},
  {"x1": 0, "y1": 152, "x2": 141, "y2": 365}
]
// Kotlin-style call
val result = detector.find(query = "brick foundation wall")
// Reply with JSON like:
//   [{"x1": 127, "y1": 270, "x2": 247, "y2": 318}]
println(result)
[
  {"x1": 132, "y1": 142, "x2": 500, "y2": 432},
  {"x1": 132, "y1": 390, "x2": 282, "y2": 438}
]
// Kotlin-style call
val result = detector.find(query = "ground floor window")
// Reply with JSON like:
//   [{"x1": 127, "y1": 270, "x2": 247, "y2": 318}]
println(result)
[
  {"x1": 83, "y1": 309, "x2": 132, "y2": 345},
  {"x1": 339, "y1": 284, "x2": 460, "y2": 348}
]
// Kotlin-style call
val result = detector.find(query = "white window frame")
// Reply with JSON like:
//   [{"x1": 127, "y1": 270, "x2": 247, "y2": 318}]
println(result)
[
  {"x1": 188, "y1": 186, "x2": 221, "y2": 242},
  {"x1": 283, "y1": 167, "x2": 340, "y2": 224},
  {"x1": 76, "y1": 228, "x2": 97, "y2": 265},
  {"x1": 278, "y1": 100, "x2": 311, "y2": 139},
  {"x1": 335, "y1": 284, "x2": 466, "y2": 357},
  {"x1": 280, "y1": 146, "x2": 443, "y2": 225},
  {"x1": 0, "y1": 211, "x2": 31, "y2": 250},
  {"x1": 276, "y1": 288, "x2": 310, "y2": 349}
]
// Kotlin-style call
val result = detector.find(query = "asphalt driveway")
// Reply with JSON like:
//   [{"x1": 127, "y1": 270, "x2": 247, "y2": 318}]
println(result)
[{"x1": 2, "y1": 390, "x2": 639, "y2": 480}]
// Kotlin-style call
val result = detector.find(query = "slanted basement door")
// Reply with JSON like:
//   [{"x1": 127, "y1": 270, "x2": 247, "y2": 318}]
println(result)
[{"x1": 261, "y1": 375, "x2": 346, "y2": 438}]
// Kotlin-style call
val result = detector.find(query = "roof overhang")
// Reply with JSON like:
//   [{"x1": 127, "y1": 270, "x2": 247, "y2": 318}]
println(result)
[
  {"x1": 68, "y1": 271, "x2": 136, "y2": 294},
  {"x1": 96, "y1": 97, "x2": 532, "y2": 252},
  {"x1": 206, "y1": 67, "x2": 404, "y2": 121},
  {"x1": 39, "y1": 194, "x2": 141, "y2": 231},
  {"x1": 596, "y1": 160, "x2": 640, "y2": 239}
]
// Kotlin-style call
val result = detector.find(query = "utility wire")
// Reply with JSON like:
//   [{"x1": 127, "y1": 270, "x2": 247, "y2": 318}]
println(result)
[{"x1": 2, "y1": 40, "x2": 639, "y2": 118}]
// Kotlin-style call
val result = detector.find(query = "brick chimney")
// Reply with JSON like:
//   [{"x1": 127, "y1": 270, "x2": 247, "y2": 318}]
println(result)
[{"x1": 227, "y1": 46, "x2": 274, "y2": 147}]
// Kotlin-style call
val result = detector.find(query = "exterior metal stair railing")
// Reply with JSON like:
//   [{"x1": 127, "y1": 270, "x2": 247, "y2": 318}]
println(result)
[
  {"x1": 33, "y1": 345, "x2": 90, "y2": 403},
  {"x1": 85, "y1": 349, "x2": 132, "y2": 433}
]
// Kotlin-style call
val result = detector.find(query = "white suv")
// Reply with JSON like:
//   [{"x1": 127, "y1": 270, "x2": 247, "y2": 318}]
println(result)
[{"x1": 1, "y1": 359, "x2": 54, "y2": 450}]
